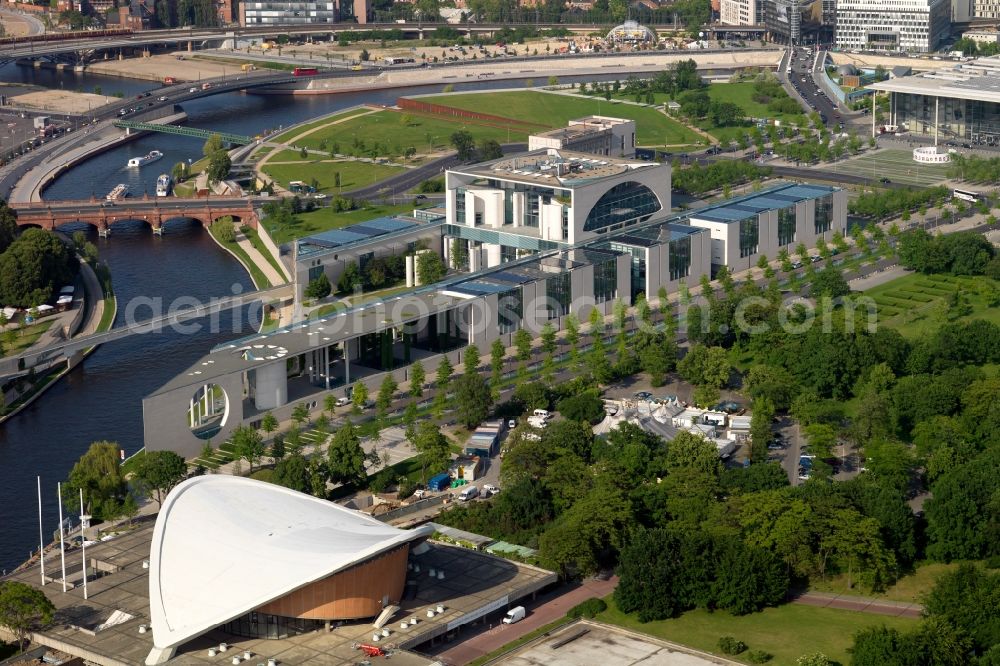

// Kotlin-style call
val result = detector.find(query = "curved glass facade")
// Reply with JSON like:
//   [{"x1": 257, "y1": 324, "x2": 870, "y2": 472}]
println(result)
[
  {"x1": 583, "y1": 182, "x2": 661, "y2": 233},
  {"x1": 223, "y1": 612, "x2": 323, "y2": 640}
]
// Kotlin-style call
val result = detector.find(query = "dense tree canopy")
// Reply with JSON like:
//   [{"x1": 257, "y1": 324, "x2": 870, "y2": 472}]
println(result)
[
  {"x1": 0, "y1": 228, "x2": 76, "y2": 308},
  {"x1": 63, "y1": 441, "x2": 128, "y2": 520}
]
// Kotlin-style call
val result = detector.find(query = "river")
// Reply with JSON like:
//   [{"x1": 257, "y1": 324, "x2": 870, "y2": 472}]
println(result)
[{"x1": 0, "y1": 62, "x2": 613, "y2": 571}]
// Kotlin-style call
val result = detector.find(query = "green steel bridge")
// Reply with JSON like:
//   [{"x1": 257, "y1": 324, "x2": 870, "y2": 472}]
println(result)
[{"x1": 113, "y1": 121, "x2": 254, "y2": 145}]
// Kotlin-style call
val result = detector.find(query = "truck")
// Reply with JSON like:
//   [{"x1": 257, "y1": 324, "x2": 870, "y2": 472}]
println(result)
[{"x1": 427, "y1": 473, "x2": 452, "y2": 492}]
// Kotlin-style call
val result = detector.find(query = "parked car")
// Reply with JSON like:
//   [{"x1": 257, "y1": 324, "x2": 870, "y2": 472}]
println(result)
[
  {"x1": 482, "y1": 484, "x2": 500, "y2": 497},
  {"x1": 458, "y1": 486, "x2": 479, "y2": 501}
]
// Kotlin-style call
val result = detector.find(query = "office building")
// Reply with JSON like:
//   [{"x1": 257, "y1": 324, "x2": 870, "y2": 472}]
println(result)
[
  {"x1": 444, "y1": 148, "x2": 670, "y2": 271},
  {"x1": 527, "y1": 116, "x2": 637, "y2": 158},
  {"x1": 834, "y1": 0, "x2": 950, "y2": 52},
  {"x1": 720, "y1": 0, "x2": 764, "y2": 26},
  {"x1": 868, "y1": 56, "x2": 1000, "y2": 144},
  {"x1": 688, "y1": 183, "x2": 846, "y2": 273}
]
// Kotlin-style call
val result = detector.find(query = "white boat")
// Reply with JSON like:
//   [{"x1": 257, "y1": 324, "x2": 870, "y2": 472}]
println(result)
[
  {"x1": 106, "y1": 183, "x2": 129, "y2": 200},
  {"x1": 155, "y1": 173, "x2": 172, "y2": 197},
  {"x1": 127, "y1": 150, "x2": 164, "y2": 168}
]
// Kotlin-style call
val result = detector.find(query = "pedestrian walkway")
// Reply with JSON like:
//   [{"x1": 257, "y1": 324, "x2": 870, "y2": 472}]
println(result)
[
  {"x1": 434, "y1": 576, "x2": 618, "y2": 665},
  {"x1": 791, "y1": 591, "x2": 923, "y2": 619},
  {"x1": 233, "y1": 230, "x2": 286, "y2": 286}
]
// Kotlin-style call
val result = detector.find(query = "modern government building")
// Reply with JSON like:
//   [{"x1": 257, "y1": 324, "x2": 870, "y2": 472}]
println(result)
[
  {"x1": 869, "y1": 55, "x2": 1000, "y2": 145},
  {"x1": 142, "y1": 118, "x2": 847, "y2": 459}
]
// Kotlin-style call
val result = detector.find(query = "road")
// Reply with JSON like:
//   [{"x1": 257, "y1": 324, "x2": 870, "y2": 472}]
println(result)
[
  {"x1": 0, "y1": 7, "x2": 44, "y2": 37},
  {"x1": 342, "y1": 143, "x2": 527, "y2": 200},
  {"x1": 428, "y1": 575, "x2": 619, "y2": 665}
]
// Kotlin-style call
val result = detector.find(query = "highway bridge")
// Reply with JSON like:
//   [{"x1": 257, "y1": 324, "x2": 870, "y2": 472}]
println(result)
[{"x1": 0, "y1": 22, "x2": 619, "y2": 63}]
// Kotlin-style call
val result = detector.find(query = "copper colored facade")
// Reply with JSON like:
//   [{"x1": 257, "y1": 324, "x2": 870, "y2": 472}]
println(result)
[{"x1": 256, "y1": 544, "x2": 409, "y2": 620}]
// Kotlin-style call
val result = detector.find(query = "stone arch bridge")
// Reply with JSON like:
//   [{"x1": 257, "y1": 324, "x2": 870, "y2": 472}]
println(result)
[{"x1": 10, "y1": 197, "x2": 259, "y2": 235}]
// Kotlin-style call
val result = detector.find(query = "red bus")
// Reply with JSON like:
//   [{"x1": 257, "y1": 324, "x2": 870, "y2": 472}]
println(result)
[{"x1": 292, "y1": 67, "x2": 319, "y2": 77}]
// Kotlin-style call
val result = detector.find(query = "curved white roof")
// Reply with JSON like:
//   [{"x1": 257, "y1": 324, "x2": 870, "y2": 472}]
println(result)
[{"x1": 147, "y1": 476, "x2": 428, "y2": 659}]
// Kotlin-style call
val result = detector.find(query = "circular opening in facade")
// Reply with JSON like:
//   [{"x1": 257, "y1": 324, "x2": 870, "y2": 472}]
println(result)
[{"x1": 188, "y1": 383, "x2": 229, "y2": 440}]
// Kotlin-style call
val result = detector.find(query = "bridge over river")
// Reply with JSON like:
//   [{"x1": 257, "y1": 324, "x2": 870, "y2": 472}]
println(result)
[{"x1": 11, "y1": 196, "x2": 260, "y2": 234}]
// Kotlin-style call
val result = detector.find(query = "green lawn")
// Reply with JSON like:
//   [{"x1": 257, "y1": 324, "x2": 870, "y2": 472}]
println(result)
[
  {"x1": 271, "y1": 108, "x2": 376, "y2": 144},
  {"x1": 703, "y1": 82, "x2": 809, "y2": 142},
  {"x1": 243, "y1": 227, "x2": 286, "y2": 282},
  {"x1": 597, "y1": 596, "x2": 919, "y2": 666},
  {"x1": 261, "y1": 159, "x2": 403, "y2": 195},
  {"x1": 266, "y1": 202, "x2": 420, "y2": 244},
  {"x1": 821, "y1": 149, "x2": 952, "y2": 188},
  {"x1": 208, "y1": 224, "x2": 272, "y2": 289},
  {"x1": 810, "y1": 561, "x2": 965, "y2": 604},
  {"x1": 419, "y1": 90, "x2": 705, "y2": 148},
  {"x1": 1, "y1": 320, "x2": 53, "y2": 358},
  {"x1": 862, "y1": 272, "x2": 1000, "y2": 338},
  {"x1": 292, "y1": 108, "x2": 519, "y2": 158}
]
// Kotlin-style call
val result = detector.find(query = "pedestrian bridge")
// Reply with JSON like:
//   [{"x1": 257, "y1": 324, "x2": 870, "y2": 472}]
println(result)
[{"x1": 113, "y1": 121, "x2": 254, "y2": 146}]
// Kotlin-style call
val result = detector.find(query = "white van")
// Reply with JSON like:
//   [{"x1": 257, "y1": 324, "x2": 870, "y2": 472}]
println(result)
[
  {"x1": 458, "y1": 486, "x2": 479, "y2": 501},
  {"x1": 502, "y1": 606, "x2": 526, "y2": 624},
  {"x1": 532, "y1": 409, "x2": 550, "y2": 420}
]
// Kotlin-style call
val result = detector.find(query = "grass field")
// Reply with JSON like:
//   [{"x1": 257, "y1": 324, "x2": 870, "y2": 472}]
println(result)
[
  {"x1": 208, "y1": 223, "x2": 271, "y2": 289},
  {"x1": 0, "y1": 320, "x2": 52, "y2": 358},
  {"x1": 810, "y1": 561, "x2": 964, "y2": 603},
  {"x1": 821, "y1": 149, "x2": 952, "y2": 187},
  {"x1": 291, "y1": 108, "x2": 519, "y2": 157},
  {"x1": 268, "y1": 202, "x2": 419, "y2": 244},
  {"x1": 271, "y1": 108, "x2": 375, "y2": 144},
  {"x1": 261, "y1": 158, "x2": 403, "y2": 195},
  {"x1": 597, "y1": 596, "x2": 919, "y2": 665},
  {"x1": 420, "y1": 90, "x2": 705, "y2": 148},
  {"x1": 703, "y1": 82, "x2": 809, "y2": 142},
  {"x1": 862, "y1": 272, "x2": 1000, "y2": 338}
]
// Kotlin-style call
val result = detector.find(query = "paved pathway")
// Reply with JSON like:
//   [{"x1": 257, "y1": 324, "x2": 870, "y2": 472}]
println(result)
[
  {"x1": 432, "y1": 576, "x2": 618, "y2": 666},
  {"x1": 233, "y1": 230, "x2": 286, "y2": 286},
  {"x1": 791, "y1": 591, "x2": 923, "y2": 619}
]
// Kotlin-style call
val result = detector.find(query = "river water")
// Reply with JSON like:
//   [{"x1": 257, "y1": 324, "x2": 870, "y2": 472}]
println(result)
[{"x1": 0, "y1": 63, "x2": 602, "y2": 570}]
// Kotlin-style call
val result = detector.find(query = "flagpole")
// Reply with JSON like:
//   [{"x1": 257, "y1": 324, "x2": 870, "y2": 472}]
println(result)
[
  {"x1": 79, "y1": 488, "x2": 88, "y2": 600},
  {"x1": 37, "y1": 476, "x2": 45, "y2": 586},
  {"x1": 57, "y1": 482, "x2": 66, "y2": 593}
]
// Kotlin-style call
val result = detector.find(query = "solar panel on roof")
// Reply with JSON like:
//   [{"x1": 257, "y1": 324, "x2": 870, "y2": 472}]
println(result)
[{"x1": 311, "y1": 229, "x2": 368, "y2": 244}]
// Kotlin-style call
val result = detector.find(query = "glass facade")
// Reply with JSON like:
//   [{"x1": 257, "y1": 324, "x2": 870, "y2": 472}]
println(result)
[
  {"x1": 778, "y1": 206, "x2": 797, "y2": 247},
  {"x1": 525, "y1": 194, "x2": 540, "y2": 228},
  {"x1": 545, "y1": 272, "x2": 571, "y2": 319},
  {"x1": 583, "y1": 182, "x2": 661, "y2": 233},
  {"x1": 669, "y1": 236, "x2": 692, "y2": 281},
  {"x1": 223, "y1": 612, "x2": 322, "y2": 639},
  {"x1": 501, "y1": 245, "x2": 517, "y2": 263},
  {"x1": 896, "y1": 93, "x2": 1000, "y2": 145},
  {"x1": 814, "y1": 194, "x2": 833, "y2": 234},
  {"x1": 455, "y1": 188, "x2": 466, "y2": 224},
  {"x1": 498, "y1": 287, "x2": 523, "y2": 334},
  {"x1": 504, "y1": 189, "x2": 513, "y2": 225},
  {"x1": 593, "y1": 257, "x2": 618, "y2": 304},
  {"x1": 609, "y1": 242, "x2": 646, "y2": 298},
  {"x1": 739, "y1": 217, "x2": 759, "y2": 258}
]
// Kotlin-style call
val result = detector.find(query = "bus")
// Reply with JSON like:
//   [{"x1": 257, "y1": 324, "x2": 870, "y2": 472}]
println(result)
[
  {"x1": 292, "y1": 67, "x2": 319, "y2": 77},
  {"x1": 953, "y1": 188, "x2": 981, "y2": 203},
  {"x1": 382, "y1": 57, "x2": 415, "y2": 66}
]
